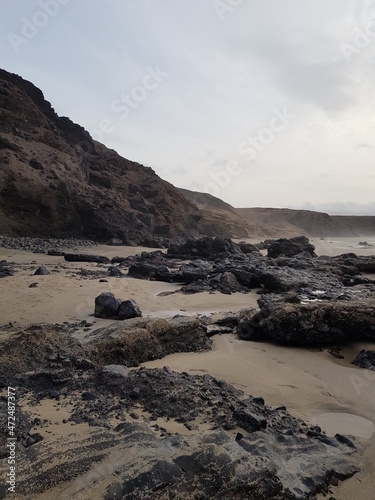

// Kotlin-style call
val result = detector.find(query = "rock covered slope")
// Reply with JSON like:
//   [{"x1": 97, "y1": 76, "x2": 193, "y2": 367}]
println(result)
[{"x1": 0, "y1": 69, "x2": 201, "y2": 244}]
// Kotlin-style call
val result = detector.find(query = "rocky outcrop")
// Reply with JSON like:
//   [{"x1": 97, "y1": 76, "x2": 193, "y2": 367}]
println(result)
[
  {"x1": 0, "y1": 325, "x2": 360, "y2": 499},
  {"x1": 120, "y1": 239, "x2": 375, "y2": 299},
  {"x1": 352, "y1": 350, "x2": 375, "y2": 370},
  {"x1": 237, "y1": 298, "x2": 375, "y2": 344},
  {"x1": 87, "y1": 316, "x2": 210, "y2": 366},
  {"x1": 267, "y1": 236, "x2": 317, "y2": 258},
  {"x1": 167, "y1": 236, "x2": 244, "y2": 260},
  {"x1": 0, "y1": 69, "x2": 201, "y2": 244}
]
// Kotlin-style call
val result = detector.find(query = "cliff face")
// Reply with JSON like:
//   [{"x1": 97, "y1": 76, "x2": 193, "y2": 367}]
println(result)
[{"x1": 0, "y1": 69, "x2": 201, "y2": 244}]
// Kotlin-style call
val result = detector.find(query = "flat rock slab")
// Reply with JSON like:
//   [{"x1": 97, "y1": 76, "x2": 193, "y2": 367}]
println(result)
[{"x1": 64, "y1": 254, "x2": 110, "y2": 263}]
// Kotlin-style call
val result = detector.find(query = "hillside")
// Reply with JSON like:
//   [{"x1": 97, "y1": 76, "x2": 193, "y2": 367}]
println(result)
[
  {"x1": 180, "y1": 189, "x2": 375, "y2": 238},
  {"x1": 238, "y1": 207, "x2": 359, "y2": 237},
  {"x1": 332, "y1": 216, "x2": 375, "y2": 236},
  {"x1": 0, "y1": 69, "x2": 202, "y2": 244},
  {"x1": 178, "y1": 188, "x2": 266, "y2": 238}
]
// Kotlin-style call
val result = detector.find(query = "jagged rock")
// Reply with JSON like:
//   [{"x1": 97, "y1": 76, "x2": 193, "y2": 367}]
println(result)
[
  {"x1": 267, "y1": 236, "x2": 317, "y2": 258},
  {"x1": 118, "y1": 300, "x2": 142, "y2": 320},
  {"x1": 0, "y1": 260, "x2": 13, "y2": 278},
  {"x1": 108, "y1": 266, "x2": 124, "y2": 277},
  {"x1": 237, "y1": 298, "x2": 375, "y2": 343},
  {"x1": 65, "y1": 253, "x2": 110, "y2": 263},
  {"x1": 34, "y1": 265, "x2": 49, "y2": 275},
  {"x1": 352, "y1": 350, "x2": 375, "y2": 370},
  {"x1": 94, "y1": 292, "x2": 120, "y2": 319},
  {"x1": 173, "y1": 261, "x2": 211, "y2": 284},
  {"x1": 102, "y1": 365, "x2": 130, "y2": 378},
  {"x1": 0, "y1": 328, "x2": 362, "y2": 499},
  {"x1": 238, "y1": 241, "x2": 260, "y2": 254},
  {"x1": 128, "y1": 262, "x2": 171, "y2": 281},
  {"x1": 47, "y1": 249, "x2": 65, "y2": 256},
  {"x1": 168, "y1": 236, "x2": 242, "y2": 260},
  {"x1": 87, "y1": 317, "x2": 211, "y2": 366}
]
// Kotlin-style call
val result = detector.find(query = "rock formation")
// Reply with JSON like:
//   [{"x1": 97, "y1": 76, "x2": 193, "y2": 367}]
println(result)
[{"x1": 0, "y1": 69, "x2": 202, "y2": 244}]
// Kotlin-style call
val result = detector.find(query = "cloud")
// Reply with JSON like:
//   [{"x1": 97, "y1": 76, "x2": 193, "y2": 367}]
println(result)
[{"x1": 0, "y1": 0, "x2": 374, "y2": 213}]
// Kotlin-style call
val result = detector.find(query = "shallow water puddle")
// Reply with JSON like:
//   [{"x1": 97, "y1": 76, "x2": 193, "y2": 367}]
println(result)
[{"x1": 313, "y1": 412, "x2": 374, "y2": 439}]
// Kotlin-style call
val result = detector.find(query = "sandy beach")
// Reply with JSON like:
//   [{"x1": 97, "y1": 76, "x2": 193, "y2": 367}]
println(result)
[{"x1": 0, "y1": 236, "x2": 374, "y2": 499}]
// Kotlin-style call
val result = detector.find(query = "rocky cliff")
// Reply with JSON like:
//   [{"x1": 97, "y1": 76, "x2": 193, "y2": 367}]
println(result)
[{"x1": 0, "y1": 69, "x2": 202, "y2": 244}]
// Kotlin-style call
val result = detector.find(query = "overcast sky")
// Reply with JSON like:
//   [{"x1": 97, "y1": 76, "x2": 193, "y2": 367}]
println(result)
[{"x1": 1, "y1": 0, "x2": 375, "y2": 214}]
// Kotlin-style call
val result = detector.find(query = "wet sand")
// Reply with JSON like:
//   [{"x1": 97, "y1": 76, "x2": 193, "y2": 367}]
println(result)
[{"x1": 0, "y1": 237, "x2": 375, "y2": 499}]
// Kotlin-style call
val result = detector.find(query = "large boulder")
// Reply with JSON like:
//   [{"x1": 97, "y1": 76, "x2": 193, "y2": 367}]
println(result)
[
  {"x1": 94, "y1": 293, "x2": 142, "y2": 321},
  {"x1": 267, "y1": 236, "x2": 316, "y2": 258},
  {"x1": 118, "y1": 300, "x2": 142, "y2": 320},
  {"x1": 94, "y1": 292, "x2": 120, "y2": 319}
]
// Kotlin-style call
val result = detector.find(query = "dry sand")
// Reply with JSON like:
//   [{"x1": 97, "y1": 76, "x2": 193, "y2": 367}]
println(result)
[{"x1": 0, "y1": 237, "x2": 375, "y2": 499}]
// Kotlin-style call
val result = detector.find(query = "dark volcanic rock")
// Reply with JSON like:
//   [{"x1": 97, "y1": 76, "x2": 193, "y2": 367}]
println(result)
[
  {"x1": 65, "y1": 253, "x2": 110, "y2": 263},
  {"x1": 94, "y1": 292, "x2": 143, "y2": 321},
  {"x1": 108, "y1": 266, "x2": 124, "y2": 277},
  {"x1": 0, "y1": 260, "x2": 13, "y2": 278},
  {"x1": 168, "y1": 236, "x2": 242, "y2": 260},
  {"x1": 128, "y1": 262, "x2": 171, "y2": 281},
  {"x1": 238, "y1": 298, "x2": 375, "y2": 344},
  {"x1": 47, "y1": 249, "x2": 65, "y2": 256},
  {"x1": 173, "y1": 260, "x2": 212, "y2": 284},
  {"x1": 94, "y1": 292, "x2": 120, "y2": 319},
  {"x1": 34, "y1": 265, "x2": 49, "y2": 275},
  {"x1": 238, "y1": 241, "x2": 260, "y2": 254},
  {"x1": 118, "y1": 300, "x2": 142, "y2": 320},
  {"x1": 127, "y1": 250, "x2": 171, "y2": 281},
  {"x1": 352, "y1": 350, "x2": 375, "y2": 370},
  {"x1": 0, "y1": 324, "x2": 362, "y2": 500},
  {"x1": 268, "y1": 236, "x2": 317, "y2": 258}
]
